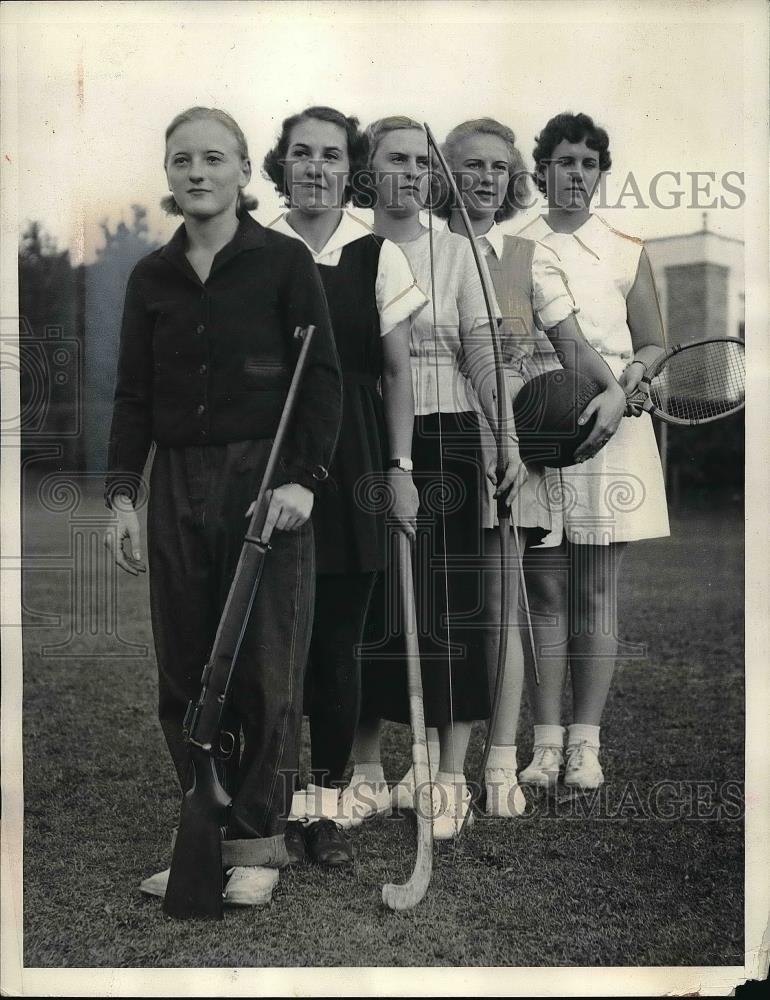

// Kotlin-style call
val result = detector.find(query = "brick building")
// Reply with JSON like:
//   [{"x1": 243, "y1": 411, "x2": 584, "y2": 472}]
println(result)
[
  {"x1": 645, "y1": 217, "x2": 744, "y2": 344},
  {"x1": 644, "y1": 217, "x2": 744, "y2": 502}
]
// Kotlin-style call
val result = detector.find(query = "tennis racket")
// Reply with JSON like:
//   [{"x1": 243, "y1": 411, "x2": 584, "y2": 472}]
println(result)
[{"x1": 625, "y1": 337, "x2": 745, "y2": 425}]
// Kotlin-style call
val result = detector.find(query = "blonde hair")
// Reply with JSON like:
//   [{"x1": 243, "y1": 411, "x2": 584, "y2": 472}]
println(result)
[
  {"x1": 364, "y1": 115, "x2": 424, "y2": 168},
  {"x1": 161, "y1": 106, "x2": 258, "y2": 217},
  {"x1": 438, "y1": 117, "x2": 531, "y2": 221}
]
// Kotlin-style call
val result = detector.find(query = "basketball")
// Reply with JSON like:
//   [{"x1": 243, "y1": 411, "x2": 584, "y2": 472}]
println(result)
[{"x1": 512, "y1": 369, "x2": 602, "y2": 468}]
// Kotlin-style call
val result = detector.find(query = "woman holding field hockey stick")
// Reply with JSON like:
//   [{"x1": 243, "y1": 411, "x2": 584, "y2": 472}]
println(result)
[
  {"x1": 516, "y1": 112, "x2": 669, "y2": 790},
  {"x1": 104, "y1": 106, "x2": 342, "y2": 906},
  {"x1": 261, "y1": 106, "x2": 425, "y2": 866},
  {"x1": 344, "y1": 116, "x2": 529, "y2": 839}
]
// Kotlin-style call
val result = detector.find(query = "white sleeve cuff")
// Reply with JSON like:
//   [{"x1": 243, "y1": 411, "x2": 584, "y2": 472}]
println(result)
[{"x1": 377, "y1": 240, "x2": 428, "y2": 335}]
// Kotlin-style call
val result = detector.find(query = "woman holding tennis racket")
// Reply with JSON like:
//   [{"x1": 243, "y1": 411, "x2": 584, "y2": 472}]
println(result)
[
  {"x1": 516, "y1": 111, "x2": 670, "y2": 790},
  {"x1": 434, "y1": 116, "x2": 642, "y2": 816}
]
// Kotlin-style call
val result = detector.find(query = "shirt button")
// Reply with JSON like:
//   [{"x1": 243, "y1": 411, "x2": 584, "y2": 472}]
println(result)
[
  {"x1": 196, "y1": 323, "x2": 205, "y2": 334},
  {"x1": 199, "y1": 364, "x2": 208, "y2": 375},
  {"x1": 196, "y1": 403, "x2": 206, "y2": 415}
]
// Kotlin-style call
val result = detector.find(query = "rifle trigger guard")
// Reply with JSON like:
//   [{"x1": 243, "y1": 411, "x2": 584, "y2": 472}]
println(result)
[
  {"x1": 218, "y1": 730, "x2": 236, "y2": 760},
  {"x1": 244, "y1": 532, "x2": 271, "y2": 552}
]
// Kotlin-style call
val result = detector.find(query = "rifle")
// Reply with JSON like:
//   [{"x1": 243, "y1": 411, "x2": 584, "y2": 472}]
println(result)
[
  {"x1": 163, "y1": 325, "x2": 316, "y2": 920},
  {"x1": 382, "y1": 531, "x2": 433, "y2": 910}
]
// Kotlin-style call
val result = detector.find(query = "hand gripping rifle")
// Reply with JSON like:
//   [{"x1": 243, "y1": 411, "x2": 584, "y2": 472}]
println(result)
[
  {"x1": 382, "y1": 531, "x2": 433, "y2": 911},
  {"x1": 163, "y1": 325, "x2": 316, "y2": 920}
]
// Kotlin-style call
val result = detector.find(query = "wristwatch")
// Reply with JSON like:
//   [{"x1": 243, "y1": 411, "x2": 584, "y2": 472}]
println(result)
[{"x1": 388, "y1": 457, "x2": 413, "y2": 472}]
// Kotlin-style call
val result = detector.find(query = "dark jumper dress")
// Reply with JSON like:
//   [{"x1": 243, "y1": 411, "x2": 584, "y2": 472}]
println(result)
[
  {"x1": 312, "y1": 235, "x2": 389, "y2": 575},
  {"x1": 302, "y1": 234, "x2": 397, "y2": 784}
]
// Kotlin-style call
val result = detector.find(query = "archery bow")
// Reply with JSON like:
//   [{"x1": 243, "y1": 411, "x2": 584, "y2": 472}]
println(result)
[{"x1": 423, "y1": 124, "x2": 537, "y2": 835}]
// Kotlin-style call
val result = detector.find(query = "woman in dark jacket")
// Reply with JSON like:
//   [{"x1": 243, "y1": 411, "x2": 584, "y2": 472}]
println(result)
[{"x1": 105, "y1": 106, "x2": 342, "y2": 905}]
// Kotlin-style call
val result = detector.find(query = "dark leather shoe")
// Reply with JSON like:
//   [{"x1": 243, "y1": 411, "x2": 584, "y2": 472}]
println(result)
[
  {"x1": 284, "y1": 821, "x2": 306, "y2": 865},
  {"x1": 304, "y1": 819, "x2": 354, "y2": 867}
]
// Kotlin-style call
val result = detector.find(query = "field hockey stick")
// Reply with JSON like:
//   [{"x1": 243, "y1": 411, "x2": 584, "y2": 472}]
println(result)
[
  {"x1": 382, "y1": 530, "x2": 433, "y2": 911},
  {"x1": 624, "y1": 337, "x2": 745, "y2": 425}
]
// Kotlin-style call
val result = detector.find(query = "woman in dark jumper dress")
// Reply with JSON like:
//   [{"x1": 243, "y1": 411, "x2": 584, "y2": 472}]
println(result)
[{"x1": 263, "y1": 106, "x2": 426, "y2": 865}]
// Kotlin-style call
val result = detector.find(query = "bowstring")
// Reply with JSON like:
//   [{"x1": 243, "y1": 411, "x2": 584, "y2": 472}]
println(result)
[{"x1": 425, "y1": 134, "x2": 458, "y2": 823}]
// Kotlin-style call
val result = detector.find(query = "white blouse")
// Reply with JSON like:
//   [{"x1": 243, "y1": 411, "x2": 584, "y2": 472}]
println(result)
[
  {"x1": 396, "y1": 226, "x2": 503, "y2": 416},
  {"x1": 516, "y1": 214, "x2": 645, "y2": 378},
  {"x1": 267, "y1": 210, "x2": 426, "y2": 335},
  {"x1": 514, "y1": 214, "x2": 669, "y2": 546},
  {"x1": 404, "y1": 221, "x2": 579, "y2": 416}
]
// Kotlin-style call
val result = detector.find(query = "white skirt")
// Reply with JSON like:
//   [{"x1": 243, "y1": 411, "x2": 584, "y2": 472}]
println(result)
[
  {"x1": 534, "y1": 411, "x2": 670, "y2": 547},
  {"x1": 481, "y1": 371, "x2": 565, "y2": 536},
  {"x1": 483, "y1": 372, "x2": 670, "y2": 546}
]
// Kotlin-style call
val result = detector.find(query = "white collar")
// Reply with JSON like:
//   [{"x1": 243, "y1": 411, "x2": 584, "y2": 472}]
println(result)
[
  {"x1": 515, "y1": 214, "x2": 607, "y2": 258},
  {"x1": 514, "y1": 214, "x2": 553, "y2": 242},
  {"x1": 266, "y1": 209, "x2": 374, "y2": 261},
  {"x1": 436, "y1": 218, "x2": 503, "y2": 258},
  {"x1": 472, "y1": 222, "x2": 503, "y2": 260}
]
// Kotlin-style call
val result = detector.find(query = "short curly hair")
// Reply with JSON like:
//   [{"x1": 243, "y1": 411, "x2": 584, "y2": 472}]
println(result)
[
  {"x1": 161, "y1": 106, "x2": 257, "y2": 217},
  {"x1": 532, "y1": 112, "x2": 612, "y2": 196},
  {"x1": 434, "y1": 118, "x2": 531, "y2": 222},
  {"x1": 262, "y1": 105, "x2": 367, "y2": 206}
]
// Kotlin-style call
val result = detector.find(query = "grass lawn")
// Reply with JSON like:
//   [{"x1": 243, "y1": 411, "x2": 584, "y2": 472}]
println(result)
[{"x1": 19, "y1": 480, "x2": 744, "y2": 968}]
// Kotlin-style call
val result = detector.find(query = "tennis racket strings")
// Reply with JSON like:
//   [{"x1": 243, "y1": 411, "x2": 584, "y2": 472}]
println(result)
[{"x1": 643, "y1": 338, "x2": 745, "y2": 424}]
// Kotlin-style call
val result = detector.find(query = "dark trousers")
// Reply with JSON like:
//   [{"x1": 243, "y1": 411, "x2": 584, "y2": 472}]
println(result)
[
  {"x1": 148, "y1": 441, "x2": 314, "y2": 841},
  {"x1": 306, "y1": 571, "x2": 377, "y2": 787}
]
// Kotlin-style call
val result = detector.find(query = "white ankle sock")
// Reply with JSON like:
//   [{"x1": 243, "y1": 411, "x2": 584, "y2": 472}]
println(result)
[
  {"x1": 435, "y1": 770, "x2": 466, "y2": 787},
  {"x1": 533, "y1": 724, "x2": 566, "y2": 748},
  {"x1": 567, "y1": 724, "x2": 600, "y2": 749},
  {"x1": 305, "y1": 782, "x2": 339, "y2": 820},
  {"x1": 350, "y1": 763, "x2": 385, "y2": 785},
  {"x1": 486, "y1": 744, "x2": 518, "y2": 770}
]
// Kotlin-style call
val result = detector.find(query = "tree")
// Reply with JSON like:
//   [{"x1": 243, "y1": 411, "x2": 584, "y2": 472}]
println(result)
[
  {"x1": 18, "y1": 221, "x2": 84, "y2": 475},
  {"x1": 83, "y1": 206, "x2": 160, "y2": 472}
]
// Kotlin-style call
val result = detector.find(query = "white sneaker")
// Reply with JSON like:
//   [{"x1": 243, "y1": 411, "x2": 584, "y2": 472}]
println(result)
[
  {"x1": 223, "y1": 866, "x2": 278, "y2": 906},
  {"x1": 563, "y1": 742, "x2": 604, "y2": 790},
  {"x1": 485, "y1": 768, "x2": 527, "y2": 817},
  {"x1": 519, "y1": 745, "x2": 564, "y2": 788},
  {"x1": 288, "y1": 789, "x2": 307, "y2": 822},
  {"x1": 139, "y1": 867, "x2": 170, "y2": 898},
  {"x1": 338, "y1": 778, "x2": 391, "y2": 829},
  {"x1": 431, "y1": 777, "x2": 474, "y2": 840},
  {"x1": 390, "y1": 764, "x2": 437, "y2": 811}
]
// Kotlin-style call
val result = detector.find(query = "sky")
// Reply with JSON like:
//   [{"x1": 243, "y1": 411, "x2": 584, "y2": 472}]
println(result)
[{"x1": 2, "y1": 0, "x2": 757, "y2": 264}]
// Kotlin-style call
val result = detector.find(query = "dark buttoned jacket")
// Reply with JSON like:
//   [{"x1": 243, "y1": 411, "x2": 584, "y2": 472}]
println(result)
[{"x1": 106, "y1": 214, "x2": 342, "y2": 502}]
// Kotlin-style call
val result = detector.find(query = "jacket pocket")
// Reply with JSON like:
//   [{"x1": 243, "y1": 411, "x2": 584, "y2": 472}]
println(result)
[{"x1": 242, "y1": 359, "x2": 291, "y2": 390}]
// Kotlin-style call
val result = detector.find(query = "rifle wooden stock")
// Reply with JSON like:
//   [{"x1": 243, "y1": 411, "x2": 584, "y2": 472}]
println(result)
[
  {"x1": 382, "y1": 531, "x2": 433, "y2": 911},
  {"x1": 163, "y1": 748, "x2": 231, "y2": 918},
  {"x1": 163, "y1": 326, "x2": 316, "y2": 920}
]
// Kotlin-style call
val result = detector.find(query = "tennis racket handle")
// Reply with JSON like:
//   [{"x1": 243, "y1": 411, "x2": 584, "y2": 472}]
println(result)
[{"x1": 624, "y1": 386, "x2": 651, "y2": 417}]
